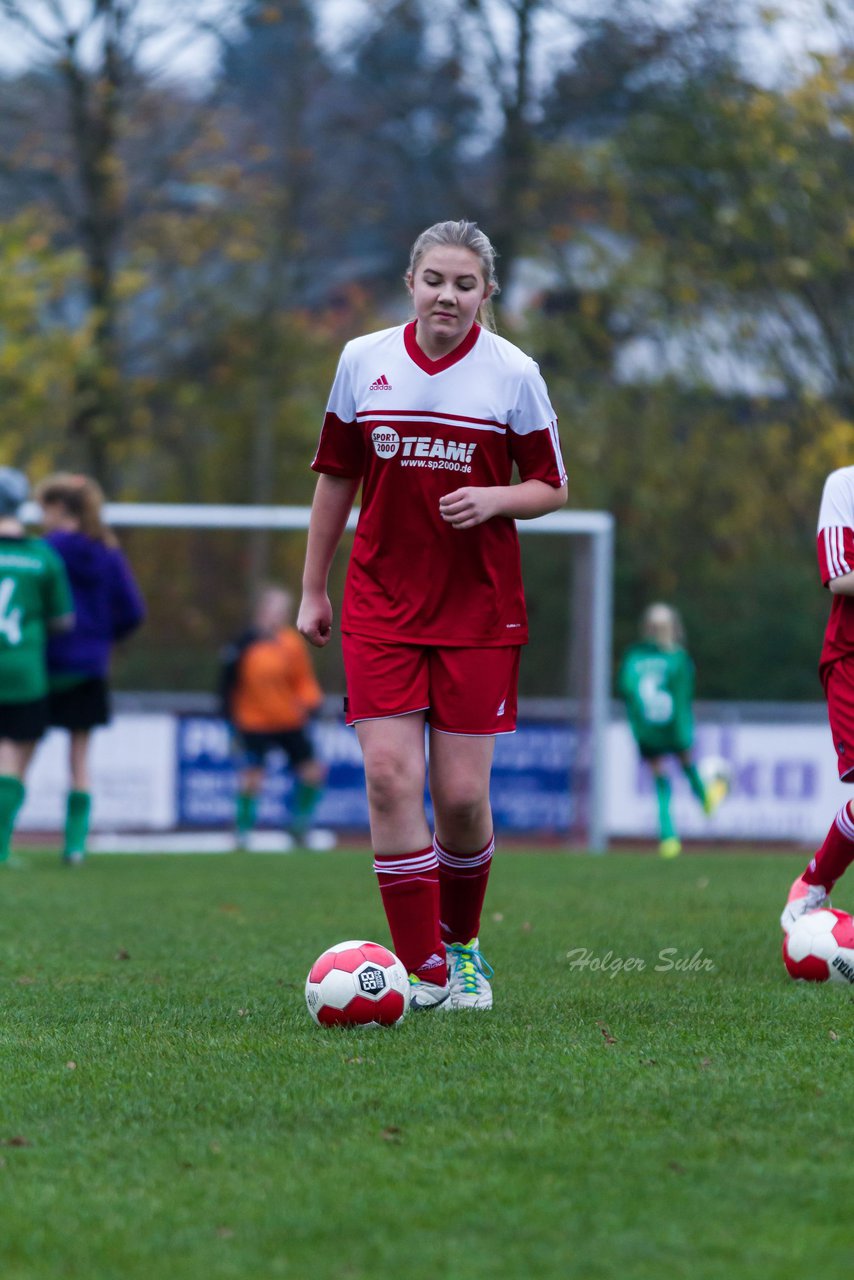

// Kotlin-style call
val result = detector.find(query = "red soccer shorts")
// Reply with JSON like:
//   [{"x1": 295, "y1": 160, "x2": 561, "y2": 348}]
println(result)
[
  {"x1": 341, "y1": 634, "x2": 521, "y2": 736},
  {"x1": 825, "y1": 659, "x2": 854, "y2": 781}
]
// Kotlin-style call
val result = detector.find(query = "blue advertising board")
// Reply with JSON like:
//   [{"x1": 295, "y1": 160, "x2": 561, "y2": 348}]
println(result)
[{"x1": 176, "y1": 716, "x2": 577, "y2": 834}]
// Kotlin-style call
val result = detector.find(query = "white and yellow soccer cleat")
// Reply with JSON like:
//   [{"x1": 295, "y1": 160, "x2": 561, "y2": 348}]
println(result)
[
  {"x1": 442, "y1": 939, "x2": 494, "y2": 1010},
  {"x1": 407, "y1": 973, "x2": 450, "y2": 1010}
]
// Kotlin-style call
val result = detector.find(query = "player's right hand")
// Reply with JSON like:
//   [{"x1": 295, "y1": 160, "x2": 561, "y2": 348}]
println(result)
[{"x1": 297, "y1": 591, "x2": 333, "y2": 648}]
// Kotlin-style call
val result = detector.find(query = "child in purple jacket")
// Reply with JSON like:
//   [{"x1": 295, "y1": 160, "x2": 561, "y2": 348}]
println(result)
[{"x1": 36, "y1": 474, "x2": 145, "y2": 863}]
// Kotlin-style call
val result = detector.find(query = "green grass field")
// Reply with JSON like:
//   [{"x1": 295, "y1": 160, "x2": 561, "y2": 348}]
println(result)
[{"x1": 0, "y1": 846, "x2": 852, "y2": 1279}]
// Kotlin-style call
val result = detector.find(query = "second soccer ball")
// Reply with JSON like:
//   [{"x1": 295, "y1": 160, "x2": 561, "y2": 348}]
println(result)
[{"x1": 782, "y1": 908, "x2": 854, "y2": 984}]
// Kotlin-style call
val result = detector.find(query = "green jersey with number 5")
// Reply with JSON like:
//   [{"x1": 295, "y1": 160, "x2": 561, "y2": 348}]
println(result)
[
  {"x1": 618, "y1": 641, "x2": 695, "y2": 756},
  {"x1": 0, "y1": 536, "x2": 74, "y2": 702}
]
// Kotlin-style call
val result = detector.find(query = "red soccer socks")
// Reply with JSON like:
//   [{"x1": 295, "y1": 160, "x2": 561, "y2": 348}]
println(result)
[
  {"x1": 435, "y1": 833, "x2": 495, "y2": 947},
  {"x1": 803, "y1": 801, "x2": 854, "y2": 890},
  {"x1": 373, "y1": 846, "x2": 447, "y2": 983}
]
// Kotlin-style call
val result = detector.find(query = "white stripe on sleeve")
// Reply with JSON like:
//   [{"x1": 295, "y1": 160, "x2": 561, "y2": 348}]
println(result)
[
  {"x1": 548, "y1": 419, "x2": 567, "y2": 484},
  {"x1": 835, "y1": 801, "x2": 854, "y2": 842},
  {"x1": 823, "y1": 526, "x2": 852, "y2": 579}
]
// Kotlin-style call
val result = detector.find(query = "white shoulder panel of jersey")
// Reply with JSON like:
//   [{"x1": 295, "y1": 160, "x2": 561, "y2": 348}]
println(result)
[
  {"x1": 342, "y1": 325, "x2": 405, "y2": 364},
  {"x1": 475, "y1": 327, "x2": 537, "y2": 373},
  {"x1": 475, "y1": 332, "x2": 556, "y2": 438},
  {"x1": 818, "y1": 466, "x2": 854, "y2": 533}
]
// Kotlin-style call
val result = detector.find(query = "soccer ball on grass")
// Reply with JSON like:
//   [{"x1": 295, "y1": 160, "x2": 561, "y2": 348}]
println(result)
[
  {"x1": 305, "y1": 940, "x2": 410, "y2": 1026},
  {"x1": 782, "y1": 909, "x2": 854, "y2": 984}
]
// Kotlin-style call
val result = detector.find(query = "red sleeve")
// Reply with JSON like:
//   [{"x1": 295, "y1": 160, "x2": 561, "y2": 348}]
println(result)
[
  {"x1": 817, "y1": 526, "x2": 854, "y2": 587},
  {"x1": 311, "y1": 412, "x2": 365, "y2": 479},
  {"x1": 509, "y1": 422, "x2": 567, "y2": 487}
]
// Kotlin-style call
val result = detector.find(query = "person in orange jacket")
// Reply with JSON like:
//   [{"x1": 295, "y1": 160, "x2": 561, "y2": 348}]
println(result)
[{"x1": 220, "y1": 584, "x2": 327, "y2": 847}]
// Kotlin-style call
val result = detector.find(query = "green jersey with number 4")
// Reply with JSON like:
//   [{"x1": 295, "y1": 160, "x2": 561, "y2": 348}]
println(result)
[
  {"x1": 0, "y1": 536, "x2": 74, "y2": 703},
  {"x1": 618, "y1": 641, "x2": 695, "y2": 756}
]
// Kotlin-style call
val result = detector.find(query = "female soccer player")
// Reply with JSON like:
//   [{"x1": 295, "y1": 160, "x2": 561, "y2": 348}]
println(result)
[
  {"x1": 297, "y1": 219, "x2": 567, "y2": 1010},
  {"x1": 782, "y1": 465, "x2": 854, "y2": 929},
  {"x1": 618, "y1": 603, "x2": 725, "y2": 859},
  {"x1": 36, "y1": 473, "x2": 145, "y2": 863}
]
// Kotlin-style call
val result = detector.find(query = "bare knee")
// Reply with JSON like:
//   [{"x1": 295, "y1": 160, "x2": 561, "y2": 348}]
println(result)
[
  {"x1": 433, "y1": 781, "x2": 491, "y2": 842},
  {"x1": 363, "y1": 746, "x2": 422, "y2": 818}
]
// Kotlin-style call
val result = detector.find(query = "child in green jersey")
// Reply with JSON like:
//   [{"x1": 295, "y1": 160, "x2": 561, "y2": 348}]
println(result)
[
  {"x1": 618, "y1": 603, "x2": 726, "y2": 858},
  {"x1": 0, "y1": 468, "x2": 74, "y2": 863}
]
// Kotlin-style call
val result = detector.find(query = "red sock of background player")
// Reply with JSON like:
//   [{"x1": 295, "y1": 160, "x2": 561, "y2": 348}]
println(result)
[
  {"x1": 372, "y1": 847, "x2": 447, "y2": 983},
  {"x1": 803, "y1": 801, "x2": 854, "y2": 890},
  {"x1": 435, "y1": 834, "x2": 494, "y2": 945}
]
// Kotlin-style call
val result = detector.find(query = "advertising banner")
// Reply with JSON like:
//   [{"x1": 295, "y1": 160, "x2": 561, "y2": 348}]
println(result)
[
  {"x1": 607, "y1": 719, "x2": 849, "y2": 844},
  {"x1": 175, "y1": 716, "x2": 577, "y2": 834},
  {"x1": 17, "y1": 710, "x2": 845, "y2": 844},
  {"x1": 17, "y1": 714, "x2": 176, "y2": 831}
]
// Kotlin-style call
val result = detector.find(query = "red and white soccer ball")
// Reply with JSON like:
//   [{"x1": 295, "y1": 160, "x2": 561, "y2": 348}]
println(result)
[
  {"x1": 782, "y1": 909, "x2": 854, "y2": 984},
  {"x1": 305, "y1": 940, "x2": 410, "y2": 1027}
]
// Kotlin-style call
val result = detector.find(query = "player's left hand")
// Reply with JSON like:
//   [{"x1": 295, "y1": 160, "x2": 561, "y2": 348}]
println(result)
[{"x1": 439, "y1": 486, "x2": 500, "y2": 529}]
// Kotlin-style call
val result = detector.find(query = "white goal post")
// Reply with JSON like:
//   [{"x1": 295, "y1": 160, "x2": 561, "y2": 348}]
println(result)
[{"x1": 24, "y1": 502, "x2": 614, "y2": 851}]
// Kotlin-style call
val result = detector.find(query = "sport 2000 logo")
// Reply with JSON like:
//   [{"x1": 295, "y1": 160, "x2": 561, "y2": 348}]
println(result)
[{"x1": 371, "y1": 426, "x2": 400, "y2": 458}]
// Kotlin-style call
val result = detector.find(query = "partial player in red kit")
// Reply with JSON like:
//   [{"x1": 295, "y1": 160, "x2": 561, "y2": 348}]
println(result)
[
  {"x1": 297, "y1": 220, "x2": 567, "y2": 1009},
  {"x1": 782, "y1": 466, "x2": 854, "y2": 929}
]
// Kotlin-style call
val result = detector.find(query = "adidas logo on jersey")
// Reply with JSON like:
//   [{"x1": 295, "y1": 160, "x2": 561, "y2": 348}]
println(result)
[{"x1": 369, "y1": 374, "x2": 392, "y2": 391}]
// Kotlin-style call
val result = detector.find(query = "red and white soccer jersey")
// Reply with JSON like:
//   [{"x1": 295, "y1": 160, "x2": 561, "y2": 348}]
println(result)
[
  {"x1": 818, "y1": 466, "x2": 854, "y2": 686},
  {"x1": 312, "y1": 321, "x2": 566, "y2": 646}
]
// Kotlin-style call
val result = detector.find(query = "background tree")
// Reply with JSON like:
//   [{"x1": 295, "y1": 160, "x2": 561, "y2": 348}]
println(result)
[
  {"x1": 447, "y1": 0, "x2": 576, "y2": 273},
  {"x1": 519, "y1": 4, "x2": 854, "y2": 696},
  {"x1": 0, "y1": 210, "x2": 88, "y2": 468},
  {"x1": 0, "y1": 0, "x2": 224, "y2": 482},
  {"x1": 318, "y1": 0, "x2": 482, "y2": 278}
]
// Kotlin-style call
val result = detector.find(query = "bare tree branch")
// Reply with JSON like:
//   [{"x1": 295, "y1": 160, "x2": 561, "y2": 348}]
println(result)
[{"x1": 0, "y1": 0, "x2": 66, "y2": 53}]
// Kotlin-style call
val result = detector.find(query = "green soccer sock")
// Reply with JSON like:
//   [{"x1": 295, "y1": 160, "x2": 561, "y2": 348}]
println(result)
[
  {"x1": 236, "y1": 791, "x2": 257, "y2": 837},
  {"x1": 0, "y1": 774, "x2": 25, "y2": 863},
  {"x1": 290, "y1": 780, "x2": 322, "y2": 838},
  {"x1": 682, "y1": 761, "x2": 707, "y2": 806},
  {"x1": 654, "y1": 775, "x2": 677, "y2": 843},
  {"x1": 64, "y1": 790, "x2": 92, "y2": 858}
]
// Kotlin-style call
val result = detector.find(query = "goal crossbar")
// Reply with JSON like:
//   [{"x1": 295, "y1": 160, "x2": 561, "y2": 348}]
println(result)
[{"x1": 22, "y1": 501, "x2": 611, "y2": 537}]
